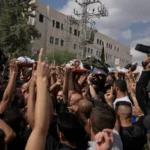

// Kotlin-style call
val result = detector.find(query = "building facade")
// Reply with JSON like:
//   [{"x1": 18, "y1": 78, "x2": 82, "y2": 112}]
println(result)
[{"x1": 30, "y1": 0, "x2": 132, "y2": 67}]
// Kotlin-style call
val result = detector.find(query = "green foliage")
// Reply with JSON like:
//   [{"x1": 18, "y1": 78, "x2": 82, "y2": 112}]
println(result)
[
  {"x1": 44, "y1": 50, "x2": 76, "y2": 65},
  {"x1": 82, "y1": 56, "x2": 109, "y2": 73},
  {"x1": 0, "y1": 0, "x2": 40, "y2": 57}
]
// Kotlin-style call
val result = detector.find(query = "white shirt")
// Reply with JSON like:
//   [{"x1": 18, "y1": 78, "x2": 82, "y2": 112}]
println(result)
[
  {"x1": 113, "y1": 96, "x2": 132, "y2": 108},
  {"x1": 87, "y1": 130, "x2": 123, "y2": 150}
]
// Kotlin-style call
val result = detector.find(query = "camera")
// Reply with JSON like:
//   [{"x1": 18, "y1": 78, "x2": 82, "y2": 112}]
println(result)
[{"x1": 135, "y1": 44, "x2": 150, "y2": 56}]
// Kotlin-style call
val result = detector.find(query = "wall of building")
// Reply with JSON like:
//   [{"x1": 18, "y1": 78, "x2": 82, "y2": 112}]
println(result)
[{"x1": 30, "y1": 0, "x2": 132, "y2": 67}]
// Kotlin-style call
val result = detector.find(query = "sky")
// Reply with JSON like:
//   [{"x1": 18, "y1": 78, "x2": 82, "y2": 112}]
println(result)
[{"x1": 40, "y1": 0, "x2": 150, "y2": 62}]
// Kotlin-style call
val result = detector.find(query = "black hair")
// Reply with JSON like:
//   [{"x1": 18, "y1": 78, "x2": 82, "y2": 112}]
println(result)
[
  {"x1": 0, "y1": 129, "x2": 5, "y2": 150},
  {"x1": 3, "y1": 106, "x2": 23, "y2": 133},
  {"x1": 90, "y1": 103, "x2": 116, "y2": 134},
  {"x1": 57, "y1": 112, "x2": 88, "y2": 149},
  {"x1": 130, "y1": 64, "x2": 137, "y2": 72},
  {"x1": 116, "y1": 101, "x2": 132, "y2": 108},
  {"x1": 125, "y1": 63, "x2": 132, "y2": 69},
  {"x1": 114, "y1": 80, "x2": 127, "y2": 93},
  {"x1": 115, "y1": 101, "x2": 132, "y2": 118},
  {"x1": 115, "y1": 101, "x2": 132, "y2": 113},
  {"x1": 104, "y1": 84, "x2": 112, "y2": 93}
]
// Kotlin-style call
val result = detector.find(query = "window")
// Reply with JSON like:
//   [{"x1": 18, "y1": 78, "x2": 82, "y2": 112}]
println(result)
[
  {"x1": 88, "y1": 48, "x2": 90, "y2": 53},
  {"x1": 39, "y1": 14, "x2": 44, "y2": 23},
  {"x1": 78, "y1": 31, "x2": 80, "y2": 37},
  {"x1": 114, "y1": 46, "x2": 116, "y2": 51},
  {"x1": 96, "y1": 51, "x2": 98, "y2": 55},
  {"x1": 97, "y1": 39, "x2": 99, "y2": 44},
  {"x1": 39, "y1": 33, "x2": 42, "y2": 38},
  {"x1": 55, "y1": 38, "x2": 59, "y2": 45},
  {"x1": 61, "y1": 40, "x2": 64, "y2": 46},
  {"x1": 84, "y1": 47, "x2": 87, "y2": 53},
  {"x1": 107, "y1": 43, "x2": 109, "y2": 47},
  {"x1": 56, "y1": 21, "x2": 60, "y2": 29},
  {"x1": 52, "y1": 20, "x2": 55, "y2": 27},
  {"x1": 91, "y1": 49, "x2": 93, "y2": 54},
  {"x1": 74, "y1": 29, "x2": 77, "y2": 36},
  {"x1": 70, "y1": 27, "x2": 72, "y2": 33},
  {"x1": 74, "y1": 44, "x2": 77, "y2": 50},
  {"x1": 99, "y1": 52, "x2": 101, "y2": 57},
  {"x1": 110, "y1": 45, "x2": 112, "y2": 49},
  {"x1": 50, "y1": 36, "x2": 54, "y2": 44},
  {"x1": 117, "y1": 48, "x2": 119, "y2": 52},
  {"x1": 61, "y1": 23, "x2": 63, "y2": 30},
  {"x1": 100, "y1": 40, "x2": 102, "y2": 45}
]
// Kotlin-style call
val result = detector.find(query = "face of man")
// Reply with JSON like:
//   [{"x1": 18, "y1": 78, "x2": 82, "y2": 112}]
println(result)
[
  {"x1": 74, "y1": 60, "x2": 80, "y2": 68},
  {"x1": 57, "y1": 91, "x2": 63, "y2": 103},
  {"x1": 69, "y1": 93, "x2": 82, "y2": 106},
  {"x1": 106, "y1": 75, "x2": 113, "y2": 82}
]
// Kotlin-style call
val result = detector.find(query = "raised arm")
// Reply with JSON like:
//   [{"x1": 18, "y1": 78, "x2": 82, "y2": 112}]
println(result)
[
  {"x1": 63, "y1": 68, "x2": 69, "y2": 103},
  {"x1": 27, "y1": 76, "x2": 36, "y2": 129},
  {"x1": 87, "y1": 74, "x2": 98, "y2": 100},
  {"x1": 0, "y1": 60, "x2": 17, "y2": 114},
  {"x1": 25, "y1": 48, "x2": 53, "y2": 150},
  {"x1": 0, "y1": 119, "x2": 16, "y2": 144},
  {"x1": 68, "y1": 68, "x2": 76, "y2": 100}
]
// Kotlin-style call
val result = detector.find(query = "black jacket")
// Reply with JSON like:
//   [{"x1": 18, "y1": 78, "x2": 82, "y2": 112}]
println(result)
[{"x1": 136, "y1": 71, "x2": 150, "y2": 115}]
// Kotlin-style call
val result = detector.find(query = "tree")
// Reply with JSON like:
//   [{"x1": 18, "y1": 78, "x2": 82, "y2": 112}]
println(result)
[
  {"x1": 0, "y1": 0, "x2": 4, "y2": 12},
  {"x1": 44, "y1": 50, "x2": 76, "y2": 65},
  {"x1": 0, "y1": 0, "x2": 40, "y2": 57}
]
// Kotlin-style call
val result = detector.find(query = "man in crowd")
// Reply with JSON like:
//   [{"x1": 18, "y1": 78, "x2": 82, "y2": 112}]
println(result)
[{"x1": 0, "y1": 48, "x2": 149, "y2": 150}]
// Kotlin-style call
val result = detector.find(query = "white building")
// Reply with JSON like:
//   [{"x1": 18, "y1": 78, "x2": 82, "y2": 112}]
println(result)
[{"x1": 30, "y1": 0, "x2": 132, "y2": 67}]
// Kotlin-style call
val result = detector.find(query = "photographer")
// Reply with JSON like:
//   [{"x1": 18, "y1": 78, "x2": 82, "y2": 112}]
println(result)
[{"x1": 136, "y1": 57, "x2": 150, "y2": 115}]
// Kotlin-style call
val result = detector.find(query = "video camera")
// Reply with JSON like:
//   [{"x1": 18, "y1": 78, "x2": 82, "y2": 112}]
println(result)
[
  {"x1": 135, "y1": 44, "x2": 150, "y2": 100},
  {"x1": 135, "y1": 44, "x2": 150, "y2": 68},
  {"x1": 135, "y1": 44, "x2": 150, "y2": 56}
]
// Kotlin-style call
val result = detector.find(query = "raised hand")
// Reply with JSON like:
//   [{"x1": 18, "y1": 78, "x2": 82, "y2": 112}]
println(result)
[
  {"x1": 9, "y1": 59, "x2": 18, "y2": 76},
  {"x1": 82, "y1": 87, "x2": 89, "y2": 97},
  {"x1": 56, "y1": 78, "x2": 63, "y2": 86},
  {"x1": 87, "y1": 73, "x2": 93, "y2": 84},
  {"x1": 104, "y1": 86, "x2": 115, "y2": 107},
  {"x1": 25, "y1": 48, "x2": 52, "y2": 150},
  {"x1": 36, "y1": 48, "x2": 50, "y2": 81},
  {"x1": 95, "y1": 129, "x2": 114, "y2": 150}
]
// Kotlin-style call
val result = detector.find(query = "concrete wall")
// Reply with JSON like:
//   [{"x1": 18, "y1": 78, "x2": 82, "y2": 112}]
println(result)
[{"x1": 30, "y1": 0, "x2": 132, "y2": 67}]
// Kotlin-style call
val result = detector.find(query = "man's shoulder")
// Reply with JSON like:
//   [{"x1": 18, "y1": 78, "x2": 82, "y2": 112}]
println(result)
[{"x1": 112, "y1": 130, "x2": 123, "y2": 150}]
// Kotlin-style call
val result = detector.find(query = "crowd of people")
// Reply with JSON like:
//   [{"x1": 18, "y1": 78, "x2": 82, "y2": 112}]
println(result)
[{"x1": 0, "y1": 48, "x2": 150, "y2": 150}]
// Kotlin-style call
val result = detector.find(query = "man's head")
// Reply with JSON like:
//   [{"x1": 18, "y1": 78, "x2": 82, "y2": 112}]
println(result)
[
  {"x1": 115, "y1": 101, "x2": 132, "y2": 120},
  {"x1": 89, "y1": 103, "x2": 116, "y2": 136},
  {"x1": 57, "y1": 112, "x2": 88, "y2": 149},
  {"x1": 114, "y1": 80, "x2": 127, "y2": 95},
  {"x1": 57, "y1": 90, "x2": 63, "y2": 103},
  {"x1": 69, "y1": 93, "x2": 82, "y2": 106},
  {"x1": 78, "y1": 100, "x2": 93, "y2": 119}
]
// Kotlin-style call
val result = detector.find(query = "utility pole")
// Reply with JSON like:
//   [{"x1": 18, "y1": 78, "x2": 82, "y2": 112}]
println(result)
[{"x1": 72, "y1": 0, "x2": 108, "y2": 58}]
